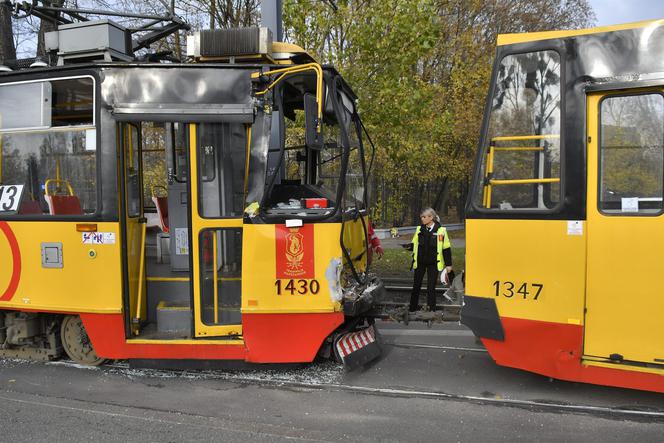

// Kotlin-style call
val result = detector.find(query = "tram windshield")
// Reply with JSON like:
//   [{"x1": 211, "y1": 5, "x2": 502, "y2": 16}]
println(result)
[
  {"x1": 0, "y1": 77, "x2": 97, "y2": 216},
  {"x1": 258, "y1": 73, "x2": 366, "y2": 218},
  {"x1": 473, "y1": 50, "x2": 562, "y2": 211}
]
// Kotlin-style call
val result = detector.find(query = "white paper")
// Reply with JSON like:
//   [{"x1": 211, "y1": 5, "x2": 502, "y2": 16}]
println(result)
[
  {"x1": 82, "y1": 232, "x2": 116, "y2": 244},
  {"x1": 285, "y1": 219, "x2": 303, "y2": 228},
  {"x1": 567, "y1": 220, "x2": 583, "y2": 236},
  {"x1": 621, "y1": 197, "x2": 639, "y2": 212},
  {"x1": 0, "y1": 184, "x2": 24, "y2": 212},
  {"x1": 175, "y1": 228, "x2": 189, "y2": 255},
  {"x1": 85, "y1": 129, "x2": 96, "y2": 151}
]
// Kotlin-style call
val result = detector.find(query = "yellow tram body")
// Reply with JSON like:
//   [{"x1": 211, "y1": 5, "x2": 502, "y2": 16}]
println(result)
[
  {"x1": 462, "y1": 19, "x2": 664, "y2": 391},
  {"x1": 0, "y1": 24, "x2": 378, "y2": 368}
]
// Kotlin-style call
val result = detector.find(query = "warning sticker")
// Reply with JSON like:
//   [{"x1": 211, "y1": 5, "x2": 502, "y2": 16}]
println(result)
[
  {"x1": 566, "y1": 221, "x2": 583, "y2": 236},
  {"x1": 175, "y1": 228, "x2": 189, "y2": 255},
  {"x1": 82, "y1": 232, "x2": 116, "y2": 244}
]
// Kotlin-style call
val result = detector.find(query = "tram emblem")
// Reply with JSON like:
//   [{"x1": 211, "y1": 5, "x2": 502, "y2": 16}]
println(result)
[{"x1": 276, "y1": 224, "x2": 314, "y2": 278}]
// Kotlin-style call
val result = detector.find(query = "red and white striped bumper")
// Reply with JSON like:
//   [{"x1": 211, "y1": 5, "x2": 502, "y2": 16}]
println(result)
[{"x1": 334, "y1": 325, "x2": 381, "y2": 370}]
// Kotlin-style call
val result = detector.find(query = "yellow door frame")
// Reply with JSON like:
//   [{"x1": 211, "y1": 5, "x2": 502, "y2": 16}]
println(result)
[
  {"x1": 584, "y1": 89, "x2": 664, "y2": 365},
  {"x1": 120, "y1": 122, "x2": 147, "y2": 335},
  {"x1": 188, "y1": 123, "x2": 244, "y2": 337}
]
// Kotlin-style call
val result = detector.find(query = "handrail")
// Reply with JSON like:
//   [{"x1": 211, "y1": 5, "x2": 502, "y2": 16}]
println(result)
[
  {"x1": 45, "y1": 179, "x2": 74, "y2": 196},
  {"x1": 251, "y1": 63, "x2": 324, "y2": 128},
  {"x1": 243, "y1": 125, "x2": 252, "y2": 200},
  {"x1": 213, "y1": 232, "x2": 219, "y2": 324},
  {"x1": 133, "y1": 221, "x2": 147, "y2": 334},
  {"x1": 482, "y1": 135, "x2": 560, "y2": 208},
  {"x1": 490, "y1": 178, "x2": 560, "y2": 185},
  {"x1": 491, "y1": 134, "x2": 560, "y2": 142},
  {"x1": 491, "y1": 147, "x2": 544, "y2": 152}
]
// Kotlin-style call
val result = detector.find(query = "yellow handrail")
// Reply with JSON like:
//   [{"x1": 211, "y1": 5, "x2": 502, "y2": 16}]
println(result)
[
  {"x1": 243, "y1": 125, "x2": 252, "y2": 200},
  {"x1": 491, "y1": 147, "x2": 544, "y2": 152},
  {"x1": 251, "y1": 63, "x2": 324, "y2": 128},
  {"x1": 491, "y1": 134, "x2": 560, "y2": 142},
  {"x1": 44, "y1": 179, "x2": 74, "y2": 196},
  {"x1": 490, "y1": 178, "x2": 560, "y2": 185},
  {"x1": 483, "y1": 134, "x2": 560, "y2": 207},
  {"x1": 133, "y1": 221, "x2": 147, "y2": 334},
  {"x1": 213, "y1": 233, "x2": 219, "y2": 324}
]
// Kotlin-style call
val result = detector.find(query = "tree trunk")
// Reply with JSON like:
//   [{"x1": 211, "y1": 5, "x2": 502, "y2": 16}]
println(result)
[
  {"x1": 409, "y1": 182, "x2": 423, "y2": 225},
  {"x1": 0, "y1": 2, "x2": 16, "y2": 63},
  {"x1": 431, "y1": 176, "x2": 449, "y2": 213}
]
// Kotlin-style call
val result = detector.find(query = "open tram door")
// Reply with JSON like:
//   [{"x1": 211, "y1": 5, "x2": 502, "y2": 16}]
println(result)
[
  {"x1": 584, "y1": 89, "x2": 664, "y2": 370},
  {"x1": 188, "y1": 122, "x2": 247, "y2": 337},
  {"x1": 119, "y1": 123, "x2": 148, "y2": 335}
]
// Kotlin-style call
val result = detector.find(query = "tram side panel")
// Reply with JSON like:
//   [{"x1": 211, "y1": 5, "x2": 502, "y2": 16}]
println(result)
[
  {"x1": 241, "y1": 223, "x2": 345, "y2": 363},
  {"x1": 0, "y1": 221, "x2": 123, "y2": 314},
  {"x1": 465, "y1": 218, "x2": 587, "y2": 378}
]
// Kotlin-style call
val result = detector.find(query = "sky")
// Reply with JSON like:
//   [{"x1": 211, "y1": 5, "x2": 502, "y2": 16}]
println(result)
[{"x1": 588, "y1": 0, "x2": 664, "y2": 26}]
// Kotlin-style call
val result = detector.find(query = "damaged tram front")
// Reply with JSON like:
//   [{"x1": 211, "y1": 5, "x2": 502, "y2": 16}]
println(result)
[{"x1": 0, "y1": 24, "x2": 381, "y2": 369}]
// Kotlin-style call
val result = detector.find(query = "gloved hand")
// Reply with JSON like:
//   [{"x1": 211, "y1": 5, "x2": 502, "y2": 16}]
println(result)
[{"x1": 375, "y1": 245, "x2": 384, "y2": 258}]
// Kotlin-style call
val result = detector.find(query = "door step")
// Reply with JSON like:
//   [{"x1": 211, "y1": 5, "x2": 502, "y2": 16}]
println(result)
[{"x1": 156, "y1": 301, "x2": 191, "y2": 334}]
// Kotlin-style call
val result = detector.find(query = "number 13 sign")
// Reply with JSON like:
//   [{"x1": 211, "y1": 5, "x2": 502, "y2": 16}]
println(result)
[{"x1": 0, "y1": 185, "x2": 24, "y2": 212}]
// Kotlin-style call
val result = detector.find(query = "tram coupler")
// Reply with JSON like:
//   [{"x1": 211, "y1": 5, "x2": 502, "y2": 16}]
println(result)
[
  {"x1": 342, "y1": 275, "x2": 385, "y2": 317},
  {"x1": 365, "y1": 303, "x2": 460, "y2": 325}
]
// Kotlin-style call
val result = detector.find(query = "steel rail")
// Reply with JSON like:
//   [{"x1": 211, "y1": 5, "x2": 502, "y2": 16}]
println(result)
[{"x1": 46, "y1": 359, "x2": 664, "y2": 421}]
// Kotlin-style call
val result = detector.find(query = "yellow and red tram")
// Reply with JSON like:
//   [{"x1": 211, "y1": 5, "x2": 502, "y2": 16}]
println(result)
[
  {"x1": 462, "y1": 19, "x2": 664, "y2": 392},
  {"x1": 0, "y1": 24, "x2": 380, "y2": 368}
]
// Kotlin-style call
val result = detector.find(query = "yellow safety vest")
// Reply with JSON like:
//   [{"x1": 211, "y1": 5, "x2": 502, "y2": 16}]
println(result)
[{"x1": 412, "y1": 225, "x2": 451, "y2": 271}]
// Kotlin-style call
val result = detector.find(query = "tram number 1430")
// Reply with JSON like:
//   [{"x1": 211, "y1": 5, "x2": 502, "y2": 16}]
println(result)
[
  {"x1": 275, "y1": 279, "x2": 320, "y2": 296},
  {"x1": 493, "y1": 280, "x2": 543, "y2": 300}
]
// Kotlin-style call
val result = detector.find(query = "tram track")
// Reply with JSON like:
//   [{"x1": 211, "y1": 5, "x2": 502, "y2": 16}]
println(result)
[
  {"x1": 383, "y1": 341, "x2": 487, "y2": 353},
  {"x1": 41, "y1": 354, "x2": 664, "y2": 422}
]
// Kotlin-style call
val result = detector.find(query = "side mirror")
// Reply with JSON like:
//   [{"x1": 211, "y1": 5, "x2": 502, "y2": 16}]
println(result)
[{"x1": 304, "y1": 93, "x2": 324, "y2": 150}]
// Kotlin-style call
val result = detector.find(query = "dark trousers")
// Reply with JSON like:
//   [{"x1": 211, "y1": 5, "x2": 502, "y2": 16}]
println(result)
[{"x1": 409, "y1": 264, "x2": 438, "y2": 311}]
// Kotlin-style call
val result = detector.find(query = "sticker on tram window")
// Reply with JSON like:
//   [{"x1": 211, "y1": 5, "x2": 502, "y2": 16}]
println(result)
[
  {"x1": 0, "y1": 185, "x2": 24, "y2": 212},
  {"x1": 493, "y1": 280, "x2": 543, "y2": 300},
  {"x1": 82, "y1": 232, "x2": 116, "y2": 244},
  {"x1": 275, "y1": 279, "x2": 320, "y2": 295}
]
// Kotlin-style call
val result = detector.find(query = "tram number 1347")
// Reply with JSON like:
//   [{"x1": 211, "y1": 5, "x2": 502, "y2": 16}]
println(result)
[
  {"x1": 275, "y1": 279, "x2": 321, "y2": 296},
  {"x1": 493, "y1": 280, "x2": 543, "y2": 300}
]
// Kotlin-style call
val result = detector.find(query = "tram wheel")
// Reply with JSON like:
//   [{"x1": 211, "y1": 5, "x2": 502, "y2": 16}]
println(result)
[{"x1": 60, "y1": 315, "x2": 106, "y2": 366}]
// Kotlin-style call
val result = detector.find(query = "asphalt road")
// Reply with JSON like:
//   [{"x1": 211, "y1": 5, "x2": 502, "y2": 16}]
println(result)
[{"x1": 0, "y1": 322, "x2": 663, "y2": 442}]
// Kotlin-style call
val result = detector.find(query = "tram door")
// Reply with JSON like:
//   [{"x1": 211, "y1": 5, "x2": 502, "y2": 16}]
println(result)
[
  {"x1": 121, "y1": 123, "x2": 147, "y2": 335},
  {"x1": 189, "y1": 122, "x2": 248, "y2": 337},
  {"x1": 584, "y1": 91, "x2": 664, "y2": 366}
]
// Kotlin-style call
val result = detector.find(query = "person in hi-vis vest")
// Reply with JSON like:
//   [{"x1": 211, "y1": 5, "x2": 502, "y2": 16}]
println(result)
[{"x1": 408, "y1": 207, "x2": 452, "y2": 312}]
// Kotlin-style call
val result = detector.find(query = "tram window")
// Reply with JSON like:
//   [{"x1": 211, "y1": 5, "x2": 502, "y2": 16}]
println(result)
[
  {"x1": 172, "y1": 123, "x2": 188, "y2": 183},
  {"x1": 317, "y1": 119, "x2": 343, "y2": 199},
  {"x1": 124, "y1": 124, "x2": 141, "y2": 218},
  {"x1": 599, "y1": 94, "x2": 664, "y2": 214},
  {"x1": 0, "y1": 130, "x2": 97, "y2": 216},
  {"x1": 199, "y1": 228, "x2": 242, "y2": 326},
  {"x1": 198, "y1": 123, "x2": 247, "y2": 218},
  {"x1": 341, "y1": 93, "x2": 365, "y2": 211},
  {"x1": 473, "y1": 50, "x2": 561, "y2": 211},
  {"x1": 141, "y1": 122, "x2": 167, "y2": 209},
  {"x1": 0, "y1": 77, "x2": 96, "y2": 217},
  {"x1": 51, "y1": 78, "x2": 94, "y2": 127}
]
